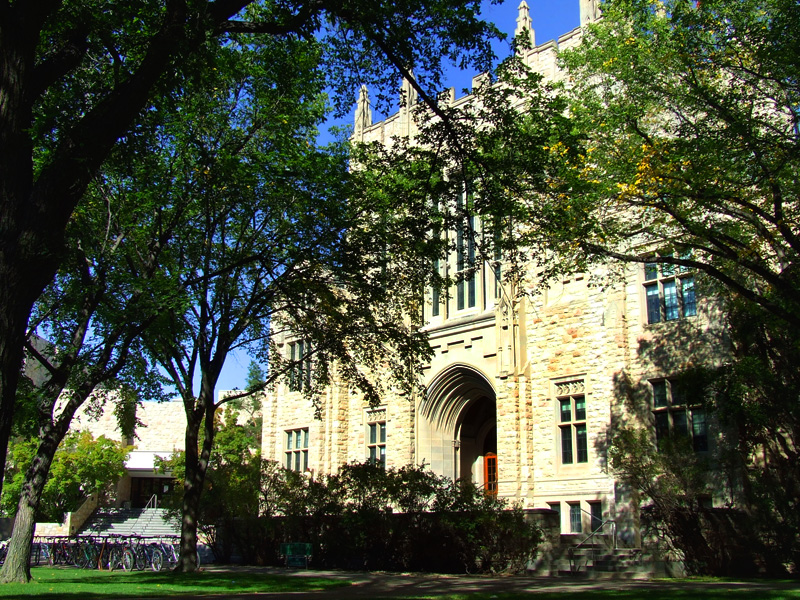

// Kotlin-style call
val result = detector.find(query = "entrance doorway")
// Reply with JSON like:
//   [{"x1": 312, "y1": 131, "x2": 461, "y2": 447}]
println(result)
[
  {"x1": 420, "y1": 365, "x2": 497, "y2": 488},
  {"x1": 455, "y1": 393, "x2": 497, "y2": 487}
]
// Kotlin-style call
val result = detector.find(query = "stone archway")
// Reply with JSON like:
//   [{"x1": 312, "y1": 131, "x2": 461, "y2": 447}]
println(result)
[{"x1": 418, "y1": 365, "x2": 497, "y2": 487}]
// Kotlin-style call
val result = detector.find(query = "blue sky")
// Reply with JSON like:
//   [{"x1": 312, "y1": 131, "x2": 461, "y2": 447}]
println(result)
[{"x1": 214, "y1": 0, "x2": 581, "y2": 394}]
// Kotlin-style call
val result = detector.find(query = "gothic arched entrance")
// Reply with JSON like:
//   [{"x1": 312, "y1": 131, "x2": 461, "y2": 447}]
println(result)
[{"x1": 418, "y1": 365, "x2": 497, "y2": 490}]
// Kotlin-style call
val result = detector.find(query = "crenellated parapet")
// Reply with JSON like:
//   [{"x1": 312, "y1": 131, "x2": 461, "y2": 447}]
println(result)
[{"x1": 353, "y1": 0, "x2": 596, "y2": 143}]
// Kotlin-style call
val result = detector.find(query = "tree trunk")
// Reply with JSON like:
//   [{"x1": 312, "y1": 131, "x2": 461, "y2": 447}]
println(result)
[
  {"x1": 0, "y1": 433, "x2": 59, "y2": 583},
  {"x1": 175, "y1": 393, "x2": 217, "y2": 572},
  {"x1": 0, "y1": 315, "x2": 26, "y2": 503},
  {"x1": 175, "y1": 418, "x2": 202, "y2": 573},
  {"x1": 0, "y1": 14, "x2": 50, "y2": 501},
  {"x1": 0, "y1": 259, "x2": 55, "y2": 502},
  {"x1": 0, "y1": 494, "x2": 35, "y2": 583}
]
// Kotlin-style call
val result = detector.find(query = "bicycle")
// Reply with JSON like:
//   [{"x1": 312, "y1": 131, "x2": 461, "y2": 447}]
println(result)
[
  {"x1": 121, "y1": 536, "x2": 164, "y2": 571},
  {"x1": 73, "y1": 536, "x2": 100, "y2": 569},
  {"x1": 30, "y1": 537, "x2": 51, "y2": 566}
]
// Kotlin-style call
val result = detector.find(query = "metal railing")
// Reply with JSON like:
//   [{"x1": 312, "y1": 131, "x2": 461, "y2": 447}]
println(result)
[{"x1": 567, "y1": 509, "x2": 617, "y2": 574}]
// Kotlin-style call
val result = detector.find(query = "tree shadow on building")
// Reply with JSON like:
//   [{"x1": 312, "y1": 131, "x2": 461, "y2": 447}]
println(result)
[{"x1": 594, "y1": 315, "x2": 793, "y2": 576}]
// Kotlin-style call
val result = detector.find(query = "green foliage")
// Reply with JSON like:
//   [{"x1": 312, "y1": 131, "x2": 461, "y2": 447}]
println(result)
[
  {"x1": 156, "y1": 405, "x2": 263, "y2": 553},
  {"x1": 211, "y1": 460, "x2": 541, "y2": 573},
  {"x1": 496, "y1": 0, "x2": 800, "y2": 575},
  {"x1": 162, "y1": 432, "x2": 541, "y2": 572},
  {"x1": 1, "y1": 432, "x2": 128, "y2": 522},
  {"x1": 608, "y1": 424, "x2": 731, "y2": 575},
  {"x1": 351, "y1": 51, "x2": 568, "y2": 302},
  {"x1": 0, "y1": 0, "x2": 504, "y2": 580},
  {"x1": 244, "y1": 362, "x2": 267, "y2": 395},
  {"x1": 545, "y1": 0, "x2": 800, "y2": 325},
  {"x1": 708, "y1": 301, "x2": 800, "y2": 570}
]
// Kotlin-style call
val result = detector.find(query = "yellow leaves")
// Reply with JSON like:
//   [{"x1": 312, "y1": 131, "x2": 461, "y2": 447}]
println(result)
[{"x1": 545, "y1": 141, "x2": 570, "y2": 157}]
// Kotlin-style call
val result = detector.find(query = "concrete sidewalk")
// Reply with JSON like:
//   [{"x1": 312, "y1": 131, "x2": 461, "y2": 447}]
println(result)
[{"x1": 169, "y1": 565, "x2": 800, "y2": 600}]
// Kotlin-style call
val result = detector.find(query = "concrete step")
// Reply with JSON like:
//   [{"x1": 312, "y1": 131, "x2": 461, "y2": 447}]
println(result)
[
  {"x1": 557, "y1": 567, "x2": 653, "y2": 580},
  {"x1": 80, "y1": 508, "x2": 179, "y2": 538},
  {"x1": 557, "y1": 546, "x2": 649, "y2": 579}
]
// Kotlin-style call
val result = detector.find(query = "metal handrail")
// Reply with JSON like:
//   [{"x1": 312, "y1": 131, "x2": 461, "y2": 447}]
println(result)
[{"x1": 567, "y1": 509, "x2": 617, "y2": 574}]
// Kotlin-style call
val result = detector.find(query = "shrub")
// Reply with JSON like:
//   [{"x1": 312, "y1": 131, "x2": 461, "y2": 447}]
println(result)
[{"x1": 221, "y1": 461, "x2": 541, "y2": 573}]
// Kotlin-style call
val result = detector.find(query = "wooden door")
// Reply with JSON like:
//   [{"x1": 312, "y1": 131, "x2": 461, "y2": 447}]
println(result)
[{"x1": 484, "y1": 453, "x2": 498, "y2": 496}]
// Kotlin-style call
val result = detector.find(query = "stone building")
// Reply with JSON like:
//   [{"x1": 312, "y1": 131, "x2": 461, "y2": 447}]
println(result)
[
  {"x1": 260, "y1": 0, "x2": 728, "y2": 541},
  {"x1": 72, "y1": 399, "x2": 185, "y2": 509}
]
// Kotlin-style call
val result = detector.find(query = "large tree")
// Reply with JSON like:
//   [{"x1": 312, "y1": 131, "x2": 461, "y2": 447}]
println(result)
[
  {"x1": 533, "y1": 0, "x2": 800, "y2": 569},
  {"x1": 80, "y1": 26, "x2": 454, "y2": 571},
  {"x1": 0, "y1": 0, "x2": 501, "y2": 507},
  {"x1": 0, "y1": 88, "x2": 183, "y2": 582},
  {"x1": 538, "y1": 0, "x2": 800, "y2": 324},
  {"x1": 368, "y1": 0, "x2": 800, "y2": 569}
]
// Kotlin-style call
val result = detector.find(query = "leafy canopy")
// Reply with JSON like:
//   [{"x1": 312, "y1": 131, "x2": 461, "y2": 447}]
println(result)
[
  {"x1": 1, "y1": 432, "x2": 128, "y2": 523},
  {"x1": 545, "y1": 0, "x2": 800, "y2": 324}
]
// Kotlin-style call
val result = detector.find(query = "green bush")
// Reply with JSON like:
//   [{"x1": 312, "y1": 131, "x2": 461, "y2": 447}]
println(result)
[{"x1": 221, "y1": 461, "x2": 541, "y2": 573}]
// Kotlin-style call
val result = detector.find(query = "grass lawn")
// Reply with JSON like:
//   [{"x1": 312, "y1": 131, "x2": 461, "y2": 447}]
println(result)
[
  {"x1": 0, "y1": 567, "x2": 351, "y2": 599},
  {"x1": 0, "y1": 568, "x2": 797, "y2": 600}
]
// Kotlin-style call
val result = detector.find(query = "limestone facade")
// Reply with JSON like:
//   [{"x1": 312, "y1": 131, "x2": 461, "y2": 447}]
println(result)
[
  {"x1": 261, "y1": 1, "x2": 730, "y2": 539},
  {"x1": 72, "y1": 399, "x2": 186, "y2": 508}
]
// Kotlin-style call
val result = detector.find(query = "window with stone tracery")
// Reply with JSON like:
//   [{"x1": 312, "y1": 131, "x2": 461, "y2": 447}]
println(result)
[
  {"x1": 366, "y1": 408, "x2": 387, "y2": 468},
  {"x1": 555, "y1": 379, "x2": 588, "y2": 466},
  {"x1": 285, "y1": 427, "x2": 309, "y2": 472}
]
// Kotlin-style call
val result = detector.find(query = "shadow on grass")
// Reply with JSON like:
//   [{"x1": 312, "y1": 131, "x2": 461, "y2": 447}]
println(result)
[
  {"x1": 3, "y1": 569, "x2": 798, "y2": 600},
  {"x1": 377, "y1": 586, "x2": 800, "y2": 600}
]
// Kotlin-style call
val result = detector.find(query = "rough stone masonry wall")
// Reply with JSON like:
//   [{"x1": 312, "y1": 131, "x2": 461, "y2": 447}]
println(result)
[{"x1": 523, "y1": 264, "x2": 628, "y2": 526}]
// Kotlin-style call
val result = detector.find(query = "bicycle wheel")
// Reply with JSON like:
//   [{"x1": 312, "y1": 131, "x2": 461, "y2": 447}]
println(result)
[
  {"x1": 73, "y1": 544, "x2": 88, "y2": 569},
  {"x1": 134, "y1": 546, "x2": 146, "y2": 571},
  {"x1": 84, "y1": 543, "x2": 99, "y2": 569},
  {"x1": 149, "y1": 546, "x2": 164, "y2": 572},
  {"x1": 121, "y1": 548, "x2": 135, "y2": 571},
  {"x1": 67, "y1": 543, "x2": 81, "y2": 567},
  {"x1": 108, "y1": 547, "x2": 122, "y2": 571}
]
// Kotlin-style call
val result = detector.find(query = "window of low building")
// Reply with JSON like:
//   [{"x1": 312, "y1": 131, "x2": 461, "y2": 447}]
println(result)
[
  {"x1": 547, "y1": 502, "x2": 562, "y2": 532},
  {"x1": 569, "y1": 502, "x2": 582, "y2": 533},
  {"x1": 589, "y1": 501, "x2": 603, "y2": 532},
  {"x1": 366, "y1": 408, "x2": 387, "y2": 468}
]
